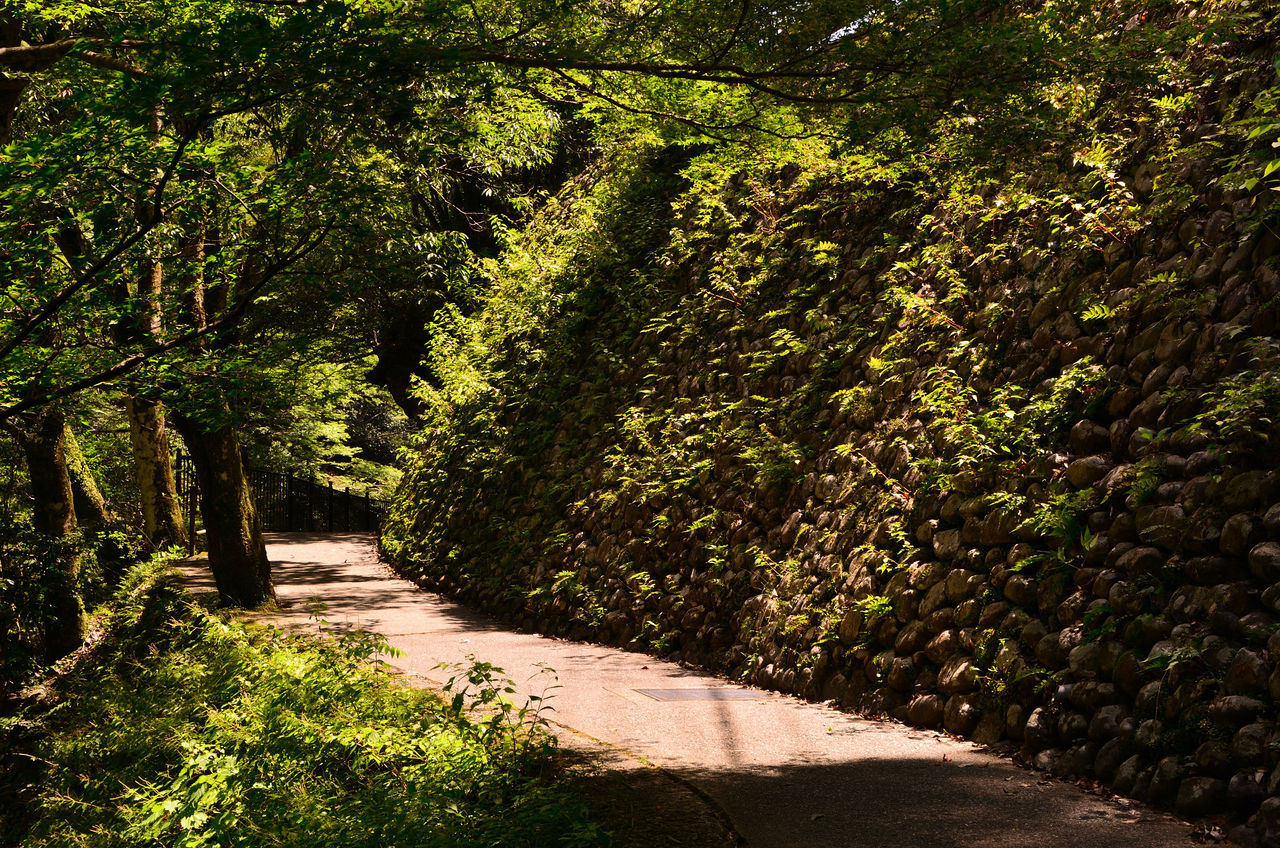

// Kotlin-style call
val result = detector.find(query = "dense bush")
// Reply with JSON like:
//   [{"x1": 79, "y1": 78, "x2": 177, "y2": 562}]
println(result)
[
  {"x1": 0, "y1": 561, "x2": 608, "y2": 848},
  {"x1": 0, "y1": 522, "x2": 141, "y2": 691}
]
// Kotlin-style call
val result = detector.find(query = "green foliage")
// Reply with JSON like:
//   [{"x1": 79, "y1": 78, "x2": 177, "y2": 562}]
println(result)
[
  {"x1": 971, "y1": 630, "x2": 1050, "y2": 710},
  {"x1": 1197, "y1": 339, "x2": 1280, "y2": 451},
  {"x1": 1224, "y1": 52, "x2": 1280, "y2": 193},
  {"x1": 239, "y1": 360, "x2": 410, "y2": 495},
  {"x1": 1123, "y1": 458, "x2": 1165, "y2": 507},
  {"x1": 3, "y1": 562, "x2": 608, "y2": 848},
  {"x1": 852, "y1": 594, "x2": 893, "y2": 621},
  {"x1": 0, "y1": 506, "x2": 147, "y2": 691},
  {"x1": 1021, "y1": 488, "x2": 1099, "y2": 546},
  {"x1": 1079, "y1": 302, "x2": 1116, "y2": 324},
  {"x1": 0, "y1": 523, "x2": 77, "y2": 686},
  {"x1": 1082, "y1": 601, "x2": 1117, "y2": 641},
  {"x1": 380, "y1": 0, "x2": 1277, "y2": 702},
  {"x1": 437, "y1": 657, "x2": 562, "y2": 754},
  {"x1": 913, "y1": 357, "x2": 1108, "y2": 493}
]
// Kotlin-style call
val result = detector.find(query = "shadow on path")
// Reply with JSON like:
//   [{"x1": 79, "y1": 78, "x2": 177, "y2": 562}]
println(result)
[
  {"x1": 666, "y1": 758, "x2": 1160, "y2": 848},
  {"x1": 177, "y1": 532, "x2": 1198, "y2": 848}
]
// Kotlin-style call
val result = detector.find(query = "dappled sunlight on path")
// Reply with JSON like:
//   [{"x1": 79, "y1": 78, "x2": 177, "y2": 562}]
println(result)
[{"x1": 185, "y1": 533, "x2": 1197, "y2": 848}]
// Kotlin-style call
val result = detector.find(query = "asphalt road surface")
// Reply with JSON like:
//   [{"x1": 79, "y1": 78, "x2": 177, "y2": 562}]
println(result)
[{"x1": 182, "y1": 533, "x2": 1198, "y2": 848}]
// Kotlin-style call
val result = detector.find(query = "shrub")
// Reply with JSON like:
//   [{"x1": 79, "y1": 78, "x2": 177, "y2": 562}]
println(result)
[{"x1": 2, "y1": 561, "x2": 608, "y2": 848}]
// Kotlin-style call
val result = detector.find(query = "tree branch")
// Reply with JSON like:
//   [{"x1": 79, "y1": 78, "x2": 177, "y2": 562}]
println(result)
[
  {"x1": 77, "y1": 51, "x2": 149, "y2": 79},
  {"x1": 548, "y1": 70, "x2": 839, "y2": 143},
  {"x1": 0, "y1": 130, "x2": 194, "y2": 366},
  {"x1": 0, "y1": 40, "x2": 78, "y2": 72},
  {"x1": 448, "y1": 49, "x2": 881, "y2": 105},
  {"x1": 0, "y1": 221, "x2": 334, "y2": 420},
  {"x1": 0, "y1": 39, "x2": 149, "y2": 77}
]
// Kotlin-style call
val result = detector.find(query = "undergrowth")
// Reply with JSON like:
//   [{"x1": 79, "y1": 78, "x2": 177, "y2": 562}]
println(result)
[{"x1": 0, "y1": 560, "x2": 609, "y2": 848}]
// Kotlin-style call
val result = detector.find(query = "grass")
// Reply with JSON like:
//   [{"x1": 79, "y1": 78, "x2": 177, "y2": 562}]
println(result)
[{"x1": 0, "y1": 559, "x2": 610, "y2": 848}]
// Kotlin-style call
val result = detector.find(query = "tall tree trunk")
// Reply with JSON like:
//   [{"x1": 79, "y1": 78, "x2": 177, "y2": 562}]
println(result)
[
  {"x1": 114, "y1": 237, "x2": 187, "y2": 550},
  {"x1": 171, "y1": 408, "x2": 272, "y2": 608},
  {"x1": 163, "y1": 213, "x2": 272, "y2": 607},
  {"x1": 62, "y1": 423, "x2": 113, "y2": 532},
  {"x1": 13, "y1": 406, "x2": 86, "y2": 660},
  {"x1": 127, "y1": 396, "x2": 187, "y2": 550}
]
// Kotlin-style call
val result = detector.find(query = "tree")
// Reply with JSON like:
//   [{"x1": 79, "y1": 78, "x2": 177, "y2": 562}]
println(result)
[
  {"x1": 4, "y1": 405, "x2": 85, "y2": 659},
  {"x1": 1, "y1": 0, "x2": 1104, "y2": 618}
]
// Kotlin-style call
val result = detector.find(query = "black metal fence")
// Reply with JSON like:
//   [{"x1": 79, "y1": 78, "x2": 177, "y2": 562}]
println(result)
[
  {"x1": 174, "y1": 451, "x2": 202, "y2": 545},
  {"x1": 175, "y1": 451, "x2": 383, "y2": 536}
]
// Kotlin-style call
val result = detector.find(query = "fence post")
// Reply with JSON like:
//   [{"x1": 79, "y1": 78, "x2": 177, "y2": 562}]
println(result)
[{"x1": 327, "y1": 481, "x2": 334, "y2": 532}]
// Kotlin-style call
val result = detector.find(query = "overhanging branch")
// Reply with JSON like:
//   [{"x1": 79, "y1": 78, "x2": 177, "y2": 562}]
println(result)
[
  {"x1": 0, "y1": 220, "x2": 334, "y2": 420},
  {"x1": 0, "y1": 39, "x2": 149, "y2": 78},
  {"x1": 0, "y1": 130, "x2": 194, "y2": 366}
]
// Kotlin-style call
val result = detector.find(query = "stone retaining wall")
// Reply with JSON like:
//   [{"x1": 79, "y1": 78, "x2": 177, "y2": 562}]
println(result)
[{"x1": 386, "y1": 31, "x2": 1280, "y2": 842}]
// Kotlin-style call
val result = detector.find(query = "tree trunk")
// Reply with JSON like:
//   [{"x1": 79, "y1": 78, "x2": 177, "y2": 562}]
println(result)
[
  {"x1": 171, "y1": 409, "x2": 273, "y2": 608},
  {"x1": 163, "y1": 213, "x2": 271, "y2": 607},
  {"x1": 126, "y1": 396, "x2": 187, "y2": 550},
  {"x1": 114, "y1": 228, "x2": 187, "y2": 550},
  {"x1": 14, "y1": 406, "x2": 86, "y2": 660},
  {"x1": 0, "y1": 17, "x2": 26, "y2": 146},
  {"x1": 62, "y1": 423, "x2": 113, "y2": 532}
]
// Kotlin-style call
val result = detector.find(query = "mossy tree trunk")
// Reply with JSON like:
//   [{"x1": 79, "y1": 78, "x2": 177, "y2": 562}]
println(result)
[
  {"x1": 13, "y1": 406, "x2": 86, "y2": 660},
  {"x1": 127, "y1": 396, "x2": 187, "y2": 550},
  {"x1": 111, "y1": 228, "x2": 188, "y2": 551},
  {"x1": 171, "y1": 407, "x2": 272, "y2": 608},
  {"x1": 62, "y1": 423, "x2": 113, "y2": 532},
  {"x1": 162, "y1": 213, "x2": 273, "y2": 607}
]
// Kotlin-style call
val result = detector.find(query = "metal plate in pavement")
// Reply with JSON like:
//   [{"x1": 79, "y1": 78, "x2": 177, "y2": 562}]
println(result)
[{"x1": 634, "y1": 687, "x2": 766, "y2": 701}]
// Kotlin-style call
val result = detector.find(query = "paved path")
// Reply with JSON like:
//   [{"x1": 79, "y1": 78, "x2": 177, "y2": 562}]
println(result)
[{"x1": 185, "y1": 533, "x2": 1197, "y2": 847}]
